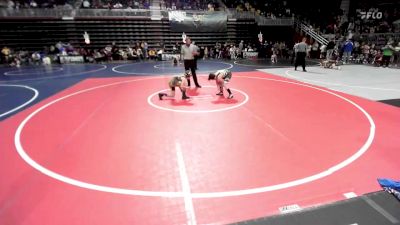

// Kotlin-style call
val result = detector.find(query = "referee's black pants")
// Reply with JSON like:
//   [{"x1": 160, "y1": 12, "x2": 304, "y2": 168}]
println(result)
[
  {"x1": 184, "y1": 59, "x2": 201, "y2": 87},
  {"x1": 295, "y1": 52, "x2": 306, "y2": 71}
]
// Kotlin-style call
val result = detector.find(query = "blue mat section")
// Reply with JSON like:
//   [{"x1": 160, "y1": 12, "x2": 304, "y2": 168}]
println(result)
[
  {"x1": 378, "y1": 178, "x2": 400, "y2": 200},
  {"x1": 0, "y1": 60, "x2": 261, "y2": 120},
  {"x1": 0, "y1": 85, "x2": 36, "y2": 118},
  {"x1": 378, "y1": 178, "x2": 400, "y2": 190},
  {"x1": 107, "y1": 60, "x2": 238, "y2": 76},
  {"x1": 0, "y1": 64, "x2": 108, "y2": 82},
  {"x1": 0, "y1": 78, "x2": 84, "y2": 121}
]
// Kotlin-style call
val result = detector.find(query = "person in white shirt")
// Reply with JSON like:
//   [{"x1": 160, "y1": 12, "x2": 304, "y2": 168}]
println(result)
[
  {"x1": 181, "y1": 37, "x2": 201, "y2": 88},
  {"x1": 320, "y1": 44, "x2": 327, "y2": 59}
]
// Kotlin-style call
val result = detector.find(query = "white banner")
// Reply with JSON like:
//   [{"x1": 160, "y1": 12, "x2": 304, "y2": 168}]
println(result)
[
  {"x1": 60, "y1": 56, "x2": 84, "y2": 64},
  {"x1": 243, "y1": 51, "x2": 258, "y2": 59},
  {"x1": 161, "y1": 53, "x2": 181, "y2": 61}
]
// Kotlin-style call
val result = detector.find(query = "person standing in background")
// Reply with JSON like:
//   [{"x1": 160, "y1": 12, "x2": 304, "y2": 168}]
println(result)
[
  {"x1": 342, "y1": 39, "x2": 354, "y2": 64},
  {"x1": 238, "y1": 40, "x2": 244, "y2": 58},
  {"x1": 394, "y1": 42, "x2": 400, "y2": 67},
  {"x1": 143, "y1": 42, "x2": 148, "y2": 60},
  {"x1": 382, "y1": 41, "x2": 396, "y2": 68},
  {"x1": 326, "y1": 39, "x2": 335, "y2": 60}
]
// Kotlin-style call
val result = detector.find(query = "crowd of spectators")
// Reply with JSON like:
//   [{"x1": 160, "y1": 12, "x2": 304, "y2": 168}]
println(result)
[
  {"x1": 0, "y1": 0, "x2": 153, "y2": 9},
  {"x1": 83, "y1": 0, "x2": 217, "y2": 10},
  {"x1": 3, "y1": 37, "x2": 399, "y2": 68},
  {"x1": 223, "y1": 0, "x2": 292, "y2": 18},
  {"x1": 160, "y1": 0, "x2": 216, "y2": 11},
  {"x1": 299, "y1": 1, "x2": 399, "y2": 36},
  {"x1": 0, "y1": 0, "x2": 219, "y2": 10},
  {"x1": 290, "y1": 37, "x2": 400, "y2": 68},
  {"x1": 0, "y1": 40, "x2": 168, "y2": 66},
  {"x1": 83, "y1": 0, "x2": 150, "y2": 9},
  {"x1": 303, "y1": 8, "x2": 399, "y2": 38},
  {"x1": 291, "y1": 0, "x2": 400, "y2": 68},
  {"x1": 2, "y1": 0, "x2": 399, "y2": 67},
  {"x1": 1, "y1": 39, "x2": 294, "y2": 67},
  {"x1": 0, "y1": 0, "x2": 74, "y2": 9}
]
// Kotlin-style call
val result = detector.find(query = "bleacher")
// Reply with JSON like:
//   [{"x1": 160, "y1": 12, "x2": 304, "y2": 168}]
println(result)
[{"x1": 0, "y1": 8, "x2": 259, "y2": 52}]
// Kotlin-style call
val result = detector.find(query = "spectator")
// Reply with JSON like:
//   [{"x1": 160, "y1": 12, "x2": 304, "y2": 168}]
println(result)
[
  {"x1": 326, "y1": 39, "x2": 335, "y2": 59},
  {"x1": 7, "y1": 0, "x2": 15, "y2": 9},
  {"x1": 113, "y1": 2, "x2": 123, "y2": 8},
  {"x1": 82, "y1": 0, "x2": 90, "y2": 8},
  {"x1": 373, "y1": 50, "x2": 383, "y2": 66},
  {"x1": 148, "y1": 49, "x2": 157, "y2": 60},
  {"x1": 394, "y1": 42, "x2": 400, "y2": 67},
  {"x1": 342, "y1": 39, "x2": 354, "y2": 63},
  {"x1": 320, "y1": 43, "x2": 327, "y2": 59},
  {"x1": 311, "y1": 41, "x2": 319, "y2": 59},
  {"x1": 1, "y1": 46, "x2": 11, "y2": 64},
  {"x1": 381, "y1": 41, "x2": 396, "y2": 67},
  {"x1": 142, "y1": 42, "x2": 148, "y2": 60}
]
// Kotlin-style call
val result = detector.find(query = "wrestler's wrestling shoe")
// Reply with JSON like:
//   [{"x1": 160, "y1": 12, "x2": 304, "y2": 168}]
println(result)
[
  {"x1": 227, "y1": 94, "x2": 234, "y2": 99},
  {"x1": 216, "y1": 92, "x2": 223, "y2": 96},
  {"x1": 158, "y1": 93, "x2": 167, "y2": 100}
]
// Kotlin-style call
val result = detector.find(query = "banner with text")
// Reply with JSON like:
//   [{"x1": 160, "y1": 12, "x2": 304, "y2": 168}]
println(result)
[{"x1": 169, "y1": 11, "x2": 227, "y2": 32}]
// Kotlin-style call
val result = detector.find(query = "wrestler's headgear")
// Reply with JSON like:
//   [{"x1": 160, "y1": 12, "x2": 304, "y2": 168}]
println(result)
[
  {"x1": 208, "y1": 73, "x2": 216, "y2": 80},
  {"x1": 184, "y1": 70, "x2": 192, "y2": 78}
]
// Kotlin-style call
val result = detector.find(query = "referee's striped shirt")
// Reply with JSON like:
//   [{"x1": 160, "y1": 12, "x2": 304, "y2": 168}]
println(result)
[
  {"x1": 181, "y1": 44, "x2": 196, "y2": 60},
  {"x1": 296, "y1": 42, "x2": 307, "y2": 53}
]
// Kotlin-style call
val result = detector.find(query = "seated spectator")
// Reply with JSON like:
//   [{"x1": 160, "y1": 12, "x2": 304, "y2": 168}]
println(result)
[
  {"x1": 1, "y1": 46, "x2": 11, "y2": 64},
  {"x1": 42, "y1": 56, "x2": 51, "y2": 65},
  {"x1": 93, "y1": 50, "x2": 106, "y2": 63},
  {"x1": 148, "y1": 49, "x2": 157, "y2": 60},
  {"x1": 127, "y1": 47, "x2": 138, "y2": 60},
  {"x1": 133, "y1": 0, "x2": 139, "y2": 9},
  {"x1": 136, "y1": 47, "x2": 144, "y2": 59},
  {"x1": 354, "y1": 53, "x2": 365, "y2": 64},
  {"x1": 82, "y1": 0, "x2": 90, "y2": 8},
  {"x1": 143, "y1": 0, "x2": 150, "y2": 9},
  {"x1": 30, "y1": 0, "x2": 37, "y2": 7},
  {"x1": 7, "y1": 0, "x2": 15, "y2": 9},
  {"x1": 31, "y1": 52, "x2": 41, "y2": 65},
  {"x1": 373, "y1": 50, "x2": 383, "y2": 67},
  {"x1": 113, "y1": 2, "x2": 123, "y2": 8},
  {"x1": 157, "y1": 49, "x2": 163, "y2": 61}
]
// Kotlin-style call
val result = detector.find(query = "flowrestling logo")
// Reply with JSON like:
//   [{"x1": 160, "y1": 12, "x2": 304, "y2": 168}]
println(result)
[{"x1": 359, "y1": 11, "x2": 383, "y2": 20}]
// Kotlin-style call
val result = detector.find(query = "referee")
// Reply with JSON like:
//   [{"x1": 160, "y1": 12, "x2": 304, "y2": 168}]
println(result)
[
  {"x1": 295, "y1": 37, "x2": 307, "y2": 72},
  {"x1": 181, "y1": 37, "x2": 201, "y2": 88}
]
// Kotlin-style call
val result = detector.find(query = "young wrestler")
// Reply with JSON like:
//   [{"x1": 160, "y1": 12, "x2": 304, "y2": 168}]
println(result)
[
  {"x1": 158, "y1": 71, "x2": 191, "y2": 100},
  {"x1": 320, "y1": 52, "x2": 341, "y2": 70},
  {"x1": 208, "y1": 69, "x2": 233, "y2": 99}
]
